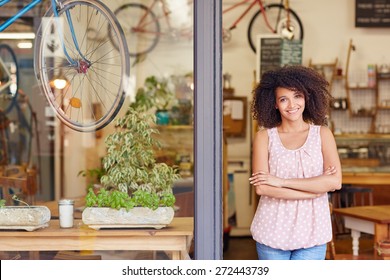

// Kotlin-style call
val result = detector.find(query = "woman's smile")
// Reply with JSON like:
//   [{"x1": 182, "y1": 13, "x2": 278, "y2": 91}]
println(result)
[
  {"x1": 275, "y1": 87, "x2": 305, "y2": 120},
  {"x1": 286, "y1": 108, "x2": 300, "y2": 114}
]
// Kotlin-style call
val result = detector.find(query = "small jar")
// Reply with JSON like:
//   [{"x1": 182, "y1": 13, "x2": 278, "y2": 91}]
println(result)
[{"x1": 58, "y1": 199, "x2": 75, "y2": 228}]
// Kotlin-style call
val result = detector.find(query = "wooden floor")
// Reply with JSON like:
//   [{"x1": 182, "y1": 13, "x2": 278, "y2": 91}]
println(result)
[{"x1": 223, "y1": 234, "x2": 375, "y2": 260}]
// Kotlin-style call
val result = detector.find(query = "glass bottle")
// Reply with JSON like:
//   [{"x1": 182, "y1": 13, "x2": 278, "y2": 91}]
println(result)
[{"x1": 58, "y1": 199, "x2": 75, "y2": 228}]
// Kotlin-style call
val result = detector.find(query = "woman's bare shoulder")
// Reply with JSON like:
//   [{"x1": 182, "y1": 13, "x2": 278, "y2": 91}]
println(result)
[
  {"x1": 255, "y1": 127, "x2": 268, "y2": 136},
  {"x1": 254, "y1": 127, "x2": 269, "y2": 142},
  {"x1": 319, "y1": 125, "x2": 336, "y2": 141},
  {"x1": 319, "y1": 125, "x2": 332, "y2": 135}
]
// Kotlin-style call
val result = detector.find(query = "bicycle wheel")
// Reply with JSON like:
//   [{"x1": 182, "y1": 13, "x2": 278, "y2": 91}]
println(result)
[
  {"x1": 5, "y1": 93, "x2": 33, "y2": 166},
  {"x1": 0, "y1": 44, "x2": 19, "y2": 114},
  {"x1": 34, "y1": 0, "x2": 130, "y2": 132},
  {"x1": 109, "y1": 3, "x2": 160, "y2": 57},
  {"x1": 247, "y1": 4, "x2": 304, "y2": 53}
]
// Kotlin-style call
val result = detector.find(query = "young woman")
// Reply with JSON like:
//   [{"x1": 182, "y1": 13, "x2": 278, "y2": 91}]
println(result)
[{"x1": 249, "y1": 65, "x2": 342, "y2": 260}]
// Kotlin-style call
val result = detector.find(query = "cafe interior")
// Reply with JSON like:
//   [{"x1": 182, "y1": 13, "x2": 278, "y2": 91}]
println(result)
[{"x1": 0, "y1": 0, "x2": 390, "y2": 260}]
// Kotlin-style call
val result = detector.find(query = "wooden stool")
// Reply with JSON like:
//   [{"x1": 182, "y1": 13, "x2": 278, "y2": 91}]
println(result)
[{"x1": 331, "y1": 184, "x2": 373, "y2": 208}]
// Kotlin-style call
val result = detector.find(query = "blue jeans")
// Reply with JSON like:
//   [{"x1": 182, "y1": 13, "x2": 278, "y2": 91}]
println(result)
[{"x1": 256, "y1": 242, "x2": 327, "y2": 260}]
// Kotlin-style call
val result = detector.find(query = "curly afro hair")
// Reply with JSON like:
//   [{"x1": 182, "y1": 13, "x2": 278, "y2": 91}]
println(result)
[{"x1": 251, "y1": 65, "x2": 332, "y2": 128}]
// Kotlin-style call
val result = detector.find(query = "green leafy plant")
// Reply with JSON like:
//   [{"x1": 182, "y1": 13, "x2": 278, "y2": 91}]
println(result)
[
  {"x1": 134, "y1": 75, "x2": 175, "y2": 111},
  {"x1": 77, "y1": 167, "x2": 105, "y2": 191},
  {"x1": 0, "y1": 199, "x2": 5, "y2": 208},
  {"x1": 85, "y1": 78, "x2": 180, "y2": 210},
  {"x1": 85, "y1": 188, "x2": 175, "y2": 211}
]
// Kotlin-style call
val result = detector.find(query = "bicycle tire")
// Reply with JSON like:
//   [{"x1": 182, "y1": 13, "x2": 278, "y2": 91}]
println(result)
[
  {"x1": 0, "y1": 44, "x2": 19, "y2": 114},
  {"x1": 5, "y1": 93, "x2": 33, "y2": 166},
  {"x1": 34, "y1": 0, "x2": 130, "y2": 132},
  {"x1": 109, "y1": 3, "x2": 160, "y2": 57},
  {"x1": 247, "y1": 4, "x2": 304, "y2": 53}
]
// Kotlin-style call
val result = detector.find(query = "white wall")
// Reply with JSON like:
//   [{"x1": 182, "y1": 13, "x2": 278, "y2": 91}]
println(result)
[{"x1": 223, "y1": 0, "x2": 390, "y2": 160}]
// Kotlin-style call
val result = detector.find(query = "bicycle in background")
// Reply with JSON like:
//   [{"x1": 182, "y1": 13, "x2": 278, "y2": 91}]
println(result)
[
  {"x1": 108, "y1": 0, "x2": 193, "y2": 57},
  {"x1": 109, "y1": 0, "x2": 303, "y2": 57},
  {"x1": 0, "y1": 0, "x2": 130, "y2": 132},
  {"x1": 0, "y1": 44, "x2": 19, "y2": 114},
  {"x1": 223, "y1": 0, "x2": 303, "y2": 53}
]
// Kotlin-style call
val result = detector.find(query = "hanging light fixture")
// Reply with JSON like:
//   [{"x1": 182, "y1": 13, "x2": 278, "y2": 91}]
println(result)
[
  {"x1": 50, "y1": 70, "x2": 69, "y2": 90},
  {"x1": 52, "y1": 77, "x2": 67, "y2": 90}
]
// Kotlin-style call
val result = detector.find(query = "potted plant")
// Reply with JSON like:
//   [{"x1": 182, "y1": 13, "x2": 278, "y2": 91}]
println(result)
[
  {"x1": 77, "y1": 166, "x2": 105, "y2": 193},
  {"x1": 135, "y1": 75, "x2": 175, "y2": 125},
  {"x1": 0, "y1": 196, "x2": 51, "y2": 231},
  {"x1": 81, "y1": 78, "x2": 180, "y2": 229},
  {"x1": 377, "y1": 240, "x2": 390, "y2": 258}
]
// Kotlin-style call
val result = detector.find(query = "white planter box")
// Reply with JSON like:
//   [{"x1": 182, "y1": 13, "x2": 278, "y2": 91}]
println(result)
[
  {"x1": 82, "y1": 207, "x2": 174, "y2": 230},
  {"x1": 0, "y1": 206, "x2": 51, "y2": 231}
]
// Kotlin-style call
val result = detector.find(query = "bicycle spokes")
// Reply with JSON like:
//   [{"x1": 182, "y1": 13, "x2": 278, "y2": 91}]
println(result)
[{"x1": 35, "y1": 0, "x2": 130, "y2": 132}]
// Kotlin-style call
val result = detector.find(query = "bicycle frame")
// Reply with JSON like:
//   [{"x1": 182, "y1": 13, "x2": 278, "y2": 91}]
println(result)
[
  {"x1": 223, "y1": 0, "x2": 261, "y2": 30},
  {"x1": 135, "y1": 0, "x2": 192, "y2": 38},
  {"x1": 0, "y1": 0, "x2": 85, "y2": 66},
  {"x1": 0, "y1": 0, "x2": 43, "y2": 32},
  {"x1": 223, "y1": 0, "x2": 287, "y2": 34}
]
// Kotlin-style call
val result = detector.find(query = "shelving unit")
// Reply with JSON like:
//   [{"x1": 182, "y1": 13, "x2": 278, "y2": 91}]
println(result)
[
  {"x1": 344, "y1": 40, "x2": 376, "y2": 133},
  {"x1": 153, "y1": 124, "x2": 194, "y2": 177},
  {"x1": 315, "y1": 39, "x2": 390, "y2": 135},
  {"x1": 308, "y1": 57, "x2": 349, "y2": 132},
  {"x1": 375, "y1": 73, "x2": 390, "y2": 134}
]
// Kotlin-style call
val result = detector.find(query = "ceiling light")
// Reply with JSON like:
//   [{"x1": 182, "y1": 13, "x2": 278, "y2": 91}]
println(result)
[
  {"x1": 0, "y1": 33, "x2": 36, "y2": 39},
  {"x1": 50, "y1": 71, "x2": 69, "y2": 90},
  {"x1": 17, "y1": 42, "x2": 33, "y2": 49},
  {"x1": 53, "y1": 78, "x2": 67, "y2": 90}
]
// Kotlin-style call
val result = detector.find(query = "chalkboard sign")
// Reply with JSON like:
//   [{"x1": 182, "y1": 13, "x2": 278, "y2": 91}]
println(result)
[
  {"x1": 258, "y1": 36, "x2": 282, "y2": 77},
  {"x1": 356, "y1": 0, "x2": 390, "y2": 27},
  {"x1": 256, "y1": 35, "x2": 302, "y2": 82},
  {"x1": 281, "y1": 40, "x2": 302, "y2": 65}
]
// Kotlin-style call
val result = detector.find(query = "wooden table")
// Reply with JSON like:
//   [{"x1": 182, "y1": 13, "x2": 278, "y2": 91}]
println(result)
[
  {"x1": 0, "y1": 217, "x2": 193, "y2": 260},
  {"x1": 333, "y1": 205, "x2": 390, "y2": 258}
]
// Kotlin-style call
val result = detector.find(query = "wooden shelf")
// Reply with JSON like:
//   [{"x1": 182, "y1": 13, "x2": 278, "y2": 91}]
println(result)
[
  {"x1": 341, "y1": 158, "x2": 380, "y2": 167},
  {"x1": 347, "y1": 86, "x2": 376, "y2": 90},
  {"x1": 377, "y1": 74, "x2": 390, "y2": 80},
  {"x1": 332, "y1": 75, "x2": 345, "y2": 80},
  {"x1": 335, "y1": 133, "x2": 390, "y2": 139},
  {"x1": 350, "y1": 111, "x2": 376, "y2": 117},
  {"x1": 156, "y1": 125, "x2": 193, "y2": 130}
]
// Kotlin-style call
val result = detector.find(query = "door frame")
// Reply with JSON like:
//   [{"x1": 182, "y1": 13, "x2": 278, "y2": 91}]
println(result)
[{"x1": 194, "y1": 0, "x2": 223, "y2": 260}]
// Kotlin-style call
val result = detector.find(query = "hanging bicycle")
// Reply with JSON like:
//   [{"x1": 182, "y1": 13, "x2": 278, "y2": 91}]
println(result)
[
  {"x1": 108, "y1": 0, "x2": 303, "y2": 57},
  {"x1": 224, "y1": 0, "x2": 303, "y2": 53},
  {"x1": 0, "y1": 44, "x2": 19, "y2": 115},
  {"x1": 0, "y1": 0, "x2": 130, "y2": 132}
]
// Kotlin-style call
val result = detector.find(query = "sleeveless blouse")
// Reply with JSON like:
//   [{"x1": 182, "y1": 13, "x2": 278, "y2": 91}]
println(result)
[{"x1": 250, "y1": 125, "x2": 332, "y2": 250}]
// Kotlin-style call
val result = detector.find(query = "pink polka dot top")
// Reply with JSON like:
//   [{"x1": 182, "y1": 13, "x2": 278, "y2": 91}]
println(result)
[{"x1": 250, "y1": 125, "x2": 332, "y2": 250}]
